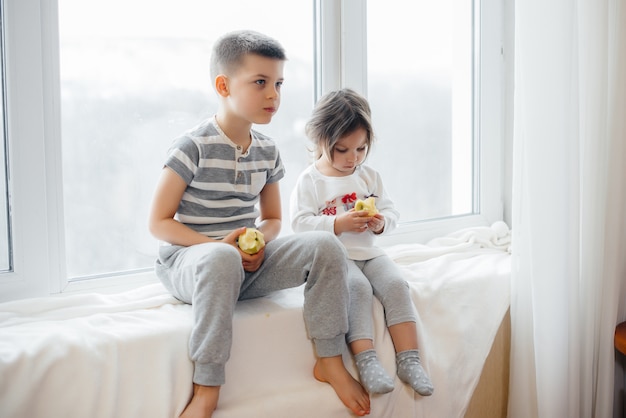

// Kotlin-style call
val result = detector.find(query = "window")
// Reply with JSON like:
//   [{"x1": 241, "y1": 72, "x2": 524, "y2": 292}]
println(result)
[
  {"x1": 57, "y1": 0, "x2": 314, "y2": 280},
  {"x1": 0, "y1": 1, "x2": 10, "y2": 273},
  {"x1": 318, "y1": 0, "x2": 504, "y2": 247},
  {"x1": 1, "y1": 0, "x2": 504, "y2": 301},
  {"x1": 367, "y1": 0, "x2": 475, "y2": 221},
  {"x1": 0, "y1": 2, "x2": 10, "y2": 273},
  {"x1": 1, "y1": 0, "x2": 56, "y2": 301}
]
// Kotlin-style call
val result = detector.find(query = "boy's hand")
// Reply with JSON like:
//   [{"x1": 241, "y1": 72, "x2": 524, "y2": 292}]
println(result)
[
  {"x1": 223, "y1": 227, "x2": 265, "y2": 272},
  {"x1": 222, "y1": 227, "x2": 247, "y2": 247},
  {"x1": 240, "y1": 247, "x2": 265, "y2": 272}
]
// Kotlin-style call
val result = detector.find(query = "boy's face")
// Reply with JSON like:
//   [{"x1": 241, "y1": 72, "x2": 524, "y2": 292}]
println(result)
[{"x1": 222, "y1": 54, "x2": 285, "y2": 125}]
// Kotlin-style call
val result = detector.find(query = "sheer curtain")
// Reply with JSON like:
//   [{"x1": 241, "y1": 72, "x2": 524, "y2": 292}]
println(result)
[{"x1": 508, "y1": 0, "x2": 626, "y2": 417}]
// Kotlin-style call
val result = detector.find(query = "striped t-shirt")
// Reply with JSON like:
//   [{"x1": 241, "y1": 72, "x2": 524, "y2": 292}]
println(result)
[{"x1": 164, "y1": 116, "x2": 285, "y2": 238}]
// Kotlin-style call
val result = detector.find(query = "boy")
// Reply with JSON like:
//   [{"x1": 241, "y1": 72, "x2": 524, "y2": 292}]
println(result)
[{"x1": 148, "y1": 30, "x2": 370, "y2": 418}]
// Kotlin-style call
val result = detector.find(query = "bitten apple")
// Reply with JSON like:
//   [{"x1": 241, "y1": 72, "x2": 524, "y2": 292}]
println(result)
[
  {"x1": 237, "y1": 228, "x2": 266, "y2": 255},
  {"x1": 354, "y1": 197, "x2": 378, "y2": 216}
]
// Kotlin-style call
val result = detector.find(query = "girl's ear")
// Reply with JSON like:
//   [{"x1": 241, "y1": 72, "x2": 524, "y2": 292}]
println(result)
[
  {"x1": 322, "y1": 147, "x2": 333, "y2": 163},
  {"x1": 215, "y1": 75, "x2": 229, "y2": 97}
]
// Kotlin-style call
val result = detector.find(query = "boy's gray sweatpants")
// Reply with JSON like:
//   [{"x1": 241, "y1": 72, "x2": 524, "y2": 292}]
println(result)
[{"x1": 155, "y1": 231, "x2": 350, "y2": 387}]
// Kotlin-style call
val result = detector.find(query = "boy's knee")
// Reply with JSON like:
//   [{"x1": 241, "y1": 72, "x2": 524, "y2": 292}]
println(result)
[
  {"x1": 198, "y1": 242, "x2": 239, "y2": 259},
  {"x1": 194, "y1": 243, "x2": 242, "y2": 276},
  {"x1": 304, "y1": 231, "x2": 347, "y2": 259},
  {"x1": 214, "y1": 242, "x2": 240, "y2": 258}
]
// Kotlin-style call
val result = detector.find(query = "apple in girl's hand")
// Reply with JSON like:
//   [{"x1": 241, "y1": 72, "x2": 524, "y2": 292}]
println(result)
[
  {"x1": 237, "y1": 228, "x2": 265, "y2": 254},
  {"x1": 354, "y1": 197, "x2": 378, "y2": 216}
]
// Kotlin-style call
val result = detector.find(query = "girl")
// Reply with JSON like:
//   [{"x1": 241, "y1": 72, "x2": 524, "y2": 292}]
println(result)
[{"x1": 290, "y1": 88, "x2": 433, "y2": 397}]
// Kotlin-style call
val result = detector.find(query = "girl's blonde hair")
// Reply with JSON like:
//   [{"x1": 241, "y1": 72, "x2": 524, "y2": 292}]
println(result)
[{"x1": 305, "y1": 88, "x2": 374, "y2": 161}]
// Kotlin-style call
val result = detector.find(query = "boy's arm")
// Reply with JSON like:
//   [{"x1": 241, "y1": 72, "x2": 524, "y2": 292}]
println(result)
[
  {"x1": 148, "y1": 167, "x2": 229, "y2": 246},
  {"x1": 256, "y1": 182, "x2": 282, "y2": 243}
]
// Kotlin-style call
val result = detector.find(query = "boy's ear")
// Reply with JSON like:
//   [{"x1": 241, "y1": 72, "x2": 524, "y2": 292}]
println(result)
[{"x1": 215, "y1": 75, "x2": 229, "y2": 97}]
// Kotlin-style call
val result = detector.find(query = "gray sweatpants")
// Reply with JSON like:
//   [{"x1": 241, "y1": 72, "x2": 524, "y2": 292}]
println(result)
[
  {"x1": 155, "y1": 231, "x2": 350, "y2": 386},
  {"x1": 345, "y1": 255, "x2": 417, "y2": 344}
]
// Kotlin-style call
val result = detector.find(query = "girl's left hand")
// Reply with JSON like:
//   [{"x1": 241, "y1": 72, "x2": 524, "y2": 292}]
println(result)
[{"x1": 367, "y1": 213, "x2": 385, "y2": 234}]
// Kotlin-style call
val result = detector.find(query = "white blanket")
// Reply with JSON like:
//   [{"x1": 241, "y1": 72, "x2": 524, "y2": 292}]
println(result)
[{"x1": 0, "y1": 223, "x2": 511, "y2": 418}]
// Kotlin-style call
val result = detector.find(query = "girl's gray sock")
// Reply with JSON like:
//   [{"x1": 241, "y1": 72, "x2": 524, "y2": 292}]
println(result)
[
  {"x1": 354, "y1": 349, "x2": 395, "y2": 394},
  {"x1": 396, "y1": 349, "x2": 434, "y2": 396}
]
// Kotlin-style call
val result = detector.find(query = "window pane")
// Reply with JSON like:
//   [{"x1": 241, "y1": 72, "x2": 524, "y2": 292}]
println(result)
[
  {"x1": 0, "y1": 4, "x2": 11, "y2": 272},
  {"x1": 58, "y1": 0, "x2": 313, "y2": 279},
  {"x1": 367, "y1": 0, "x2": 475, "y2": 222}
]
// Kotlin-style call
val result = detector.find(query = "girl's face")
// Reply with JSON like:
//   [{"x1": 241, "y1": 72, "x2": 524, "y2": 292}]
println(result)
[{"x1": 320, "y1": 127, "x2": 369, "y2": 176}]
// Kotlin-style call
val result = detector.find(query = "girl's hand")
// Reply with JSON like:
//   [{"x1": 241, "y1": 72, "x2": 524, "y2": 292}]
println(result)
[
  {"x1": 367, "y1": 213, "x2": 385, "y2": 234},
  {"x1": 334, "y1": 210, "x2": 372, "y2": 234}
]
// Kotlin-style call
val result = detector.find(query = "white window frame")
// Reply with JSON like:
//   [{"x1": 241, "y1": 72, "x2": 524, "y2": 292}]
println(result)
[
  {"x1": 318, "y1": 0, "x2": 505, "y2": 246},
  {"x1": 1, "y1": 0, "x2": 55, "y2": 300},
  {"x1": 0, "y1": 0, "x2": 505, "y2": 301}
]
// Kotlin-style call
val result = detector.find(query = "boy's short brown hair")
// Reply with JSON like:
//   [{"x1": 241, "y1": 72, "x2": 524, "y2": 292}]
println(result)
[{"x1": 210, "y1": 30, "x2": 287, "y2": 80}]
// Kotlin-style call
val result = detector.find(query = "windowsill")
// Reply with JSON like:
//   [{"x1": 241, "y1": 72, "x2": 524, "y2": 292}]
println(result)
[
  {"x1": 375, "y1": 213, "x2": 494, "y2": 247},
  {"x1": 60, "y1": 270, "x2": 160, "y2": 296},
  {"x1": 56, "y1": 214, "x2": 497, "y2": 297}
]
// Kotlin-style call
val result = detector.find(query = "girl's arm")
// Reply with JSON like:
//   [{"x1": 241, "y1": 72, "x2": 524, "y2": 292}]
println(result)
[
  {"x1": 290, "y1": 171, "x2": 371, "y2": 235},
  {"x1": 371, "y1": 171, "x2": 399, "y2": 234},
  {"x1": 290, "y1": 175, "x2": 336, "y2": 233}
]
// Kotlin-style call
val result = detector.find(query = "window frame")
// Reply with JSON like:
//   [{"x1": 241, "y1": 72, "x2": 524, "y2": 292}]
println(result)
[
  {"x1": 0, "y1": 0, "x2": 505, "y2": 302},
  {"x1": 1, "y1": 0, "x2": 54, "y2": 301},
  {"x1": 318, "y1": 0, "x2": 504, "y2": 246}
]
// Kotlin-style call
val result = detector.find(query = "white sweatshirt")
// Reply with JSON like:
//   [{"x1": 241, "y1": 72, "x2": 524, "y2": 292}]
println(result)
[{"x1": 290, "y1": 163, "x2": 399, "y2": 260}]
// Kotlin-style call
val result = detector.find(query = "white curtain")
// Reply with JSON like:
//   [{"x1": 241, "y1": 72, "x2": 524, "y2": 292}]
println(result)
[{"x1": 509, "y1": 0, "x2": 626, "y2": 417}]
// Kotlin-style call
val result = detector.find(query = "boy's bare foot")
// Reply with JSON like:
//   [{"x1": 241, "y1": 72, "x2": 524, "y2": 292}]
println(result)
[
  {"x1": 314, "y1": 356, "x2": 371, "y2": 416},
  {"x1": 179, "y1": 384, "x2": 220, "y2": 418}
]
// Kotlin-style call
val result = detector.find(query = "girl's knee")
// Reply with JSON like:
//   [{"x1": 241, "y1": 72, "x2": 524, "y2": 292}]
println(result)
[
  {"x1": 390, "y1": 278, "x2": 410, "y2": 292},
  {"x1": 376, "y1": 277, "x2": 410, "y2": 303}
]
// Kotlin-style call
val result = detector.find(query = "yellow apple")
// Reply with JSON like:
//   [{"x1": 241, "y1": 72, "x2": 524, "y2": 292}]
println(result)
[
  {"x1": 354, "y1": 197, "x2": 378, "y2": 216},
  {"x1": 237, "y1": 228, "x2": 266, "y2": 255}
]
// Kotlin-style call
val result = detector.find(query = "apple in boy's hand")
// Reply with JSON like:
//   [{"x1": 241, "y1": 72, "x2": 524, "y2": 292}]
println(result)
[
  {"x1": 237, "y1": 228, "x2": 265, "y2": 255},
  {"x1": 354, "y1": 197, "x2": 378, "y2": 216}
]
